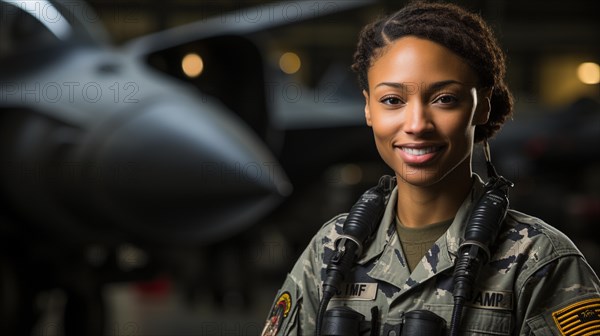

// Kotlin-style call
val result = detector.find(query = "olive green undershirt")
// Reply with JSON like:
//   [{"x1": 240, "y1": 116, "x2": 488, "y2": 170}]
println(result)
[{"x1": 395, "y1": 216, "x2": 454, "y2": 273}]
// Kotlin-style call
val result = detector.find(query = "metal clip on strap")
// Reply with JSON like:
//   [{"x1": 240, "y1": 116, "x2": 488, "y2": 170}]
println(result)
[
  {"x1": 335, "y1": 234, "x2": 364, "y2": 259},
  {"x1": 459, "y1": 239, "x2": 491, "y2": 259}
]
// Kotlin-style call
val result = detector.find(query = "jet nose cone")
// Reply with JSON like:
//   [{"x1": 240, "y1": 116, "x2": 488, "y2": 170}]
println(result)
[{"x1": 85, "y1": 98, "x2": 291, "y2": 244}]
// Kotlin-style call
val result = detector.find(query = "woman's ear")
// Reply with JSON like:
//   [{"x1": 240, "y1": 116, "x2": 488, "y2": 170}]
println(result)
[
  {"x1": 363, "y1": 90, "x2": 372, "y2": 126},
  {"x1": 474, "y1": 87, "x2": 492, "y2": 125}
]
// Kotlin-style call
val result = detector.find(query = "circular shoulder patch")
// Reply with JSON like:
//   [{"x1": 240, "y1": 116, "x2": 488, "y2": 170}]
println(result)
[
  {"x1": 261, "y1": 292, "x2": 292, "y2": 336},
  {"x1": 277, "y1": 292, "x2": 292, "y2": 317}
]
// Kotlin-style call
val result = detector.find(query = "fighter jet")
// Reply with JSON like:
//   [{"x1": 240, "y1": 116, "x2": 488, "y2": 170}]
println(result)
[{"x1": 0, "y1": 0, "x2": 376, "y2": 334}]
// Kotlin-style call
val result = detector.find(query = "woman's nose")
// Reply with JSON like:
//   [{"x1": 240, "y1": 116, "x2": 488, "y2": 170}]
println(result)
[{"x1": 403, "y1": 101, "x2": 433, "y2": 135}]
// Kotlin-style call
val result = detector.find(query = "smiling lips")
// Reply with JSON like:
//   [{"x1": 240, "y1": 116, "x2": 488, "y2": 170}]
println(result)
[{"x1": 396, "y1": 145, "x2": 444, "y2": 165}]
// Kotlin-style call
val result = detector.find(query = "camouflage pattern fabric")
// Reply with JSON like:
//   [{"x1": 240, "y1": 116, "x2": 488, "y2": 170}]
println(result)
[{"x1": 262, "y1": 176, "x2": 600, "y2": 335}]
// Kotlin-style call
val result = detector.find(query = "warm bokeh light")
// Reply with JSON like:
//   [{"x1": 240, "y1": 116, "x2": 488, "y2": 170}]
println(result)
[
  {"x1": 279, "y1": 52, "x2": 301, "y2": 74},
  {"x1": 577, "y1": 62, "x2": 600, "y2": 85},
  {"x1": 181, "y1": 53, "x2": 204, "y2": 78},
  {"x1": 540, "y1": 56, "x2": 599, "y2": 106},
  {"x1": 340, "y1": 164, "x2": 363, "y2": 185}
]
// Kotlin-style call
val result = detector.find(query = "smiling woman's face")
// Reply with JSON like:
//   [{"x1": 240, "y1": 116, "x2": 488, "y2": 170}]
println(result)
[{"x1": 363, "y1": 36, "x2": 491, "y2": 188}]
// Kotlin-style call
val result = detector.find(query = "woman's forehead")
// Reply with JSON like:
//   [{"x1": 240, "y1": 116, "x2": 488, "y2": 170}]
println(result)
[{"x1": 368, "y1": 36, "x2": 479, "y2": 87}]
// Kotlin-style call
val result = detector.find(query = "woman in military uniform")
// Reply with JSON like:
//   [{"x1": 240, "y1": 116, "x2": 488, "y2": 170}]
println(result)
[{"x1": 263, "y1": 2, "x2": 600, "y2": 335}]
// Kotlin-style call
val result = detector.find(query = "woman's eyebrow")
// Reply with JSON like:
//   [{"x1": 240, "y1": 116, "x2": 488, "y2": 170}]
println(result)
[
  {"x1": 426, "y1": 80, "x2": 467, "y2": 92},
  {"x1": 374, "y1": 81, "x2": 409, "y2": 89}
]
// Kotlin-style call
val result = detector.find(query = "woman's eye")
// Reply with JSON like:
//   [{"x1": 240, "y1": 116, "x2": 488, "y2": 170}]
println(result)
[
  {"x1": 380, "y1": 96, "x2": 403, "y2": 105},
  {"x1": 435, "y1": 94, "x2": 458, "y2": 105}
]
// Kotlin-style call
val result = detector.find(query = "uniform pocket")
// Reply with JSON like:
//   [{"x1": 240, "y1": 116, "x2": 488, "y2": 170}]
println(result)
[
  {"x1": 425, "y1": 304, "x2": 513, "y2": 335},
  {"x1": 328, "y1": 299, "x2": 381, "y2": 317}
]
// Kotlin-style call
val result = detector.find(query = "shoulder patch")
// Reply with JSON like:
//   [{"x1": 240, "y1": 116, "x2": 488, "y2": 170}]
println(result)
[
  {"x1": 552, "y1": 298, "x2": 600, "y2": 336},
  {"x1": 261, "y1": 292, "x2": 292, "y2": 336}
]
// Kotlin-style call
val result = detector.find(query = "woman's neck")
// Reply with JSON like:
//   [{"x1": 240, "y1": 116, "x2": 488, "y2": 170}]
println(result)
[{"x1": 395, "y1": 160, "x2": 474, "y2": 228}]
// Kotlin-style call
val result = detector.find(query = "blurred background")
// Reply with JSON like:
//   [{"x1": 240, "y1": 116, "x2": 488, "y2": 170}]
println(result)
[{"x1": 0, "y1": 0, "x2": 598, "y2": 335}]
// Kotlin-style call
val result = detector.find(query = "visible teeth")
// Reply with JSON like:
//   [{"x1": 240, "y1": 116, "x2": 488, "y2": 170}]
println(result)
[{"x1": 402, "y1": 147, "x2": 438, "y2": 156}]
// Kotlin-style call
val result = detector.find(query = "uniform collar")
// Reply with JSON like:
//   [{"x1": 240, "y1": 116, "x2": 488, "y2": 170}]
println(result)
[{"x1": 359, "y1": 174, "x2": 487, "y2": 295}]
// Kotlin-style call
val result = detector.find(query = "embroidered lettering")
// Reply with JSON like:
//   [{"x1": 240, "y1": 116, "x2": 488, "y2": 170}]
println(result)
[
  {"x1": 468, "y1": 289, "x2": 512, "y2": 311},
  {"x1": 332, "y1": 282, "x2": 378, "y2": 301}
]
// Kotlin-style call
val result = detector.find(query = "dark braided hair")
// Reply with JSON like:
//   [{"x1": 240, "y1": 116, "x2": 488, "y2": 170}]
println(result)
[{"x1": 352, "y1": 1, "x2": 513, "y2": 142}]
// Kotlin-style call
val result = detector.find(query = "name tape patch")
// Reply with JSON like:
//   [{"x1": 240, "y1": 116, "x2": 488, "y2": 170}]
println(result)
[
  {"x1": 332, "y1": 282, "x2": 378, "y2": 301},
  {"x1": 468, "y1": 289, "x2": 513, "y2": 311},
  {"x1": 552, "y1": 298, "x2": 600, "y2": 336}
]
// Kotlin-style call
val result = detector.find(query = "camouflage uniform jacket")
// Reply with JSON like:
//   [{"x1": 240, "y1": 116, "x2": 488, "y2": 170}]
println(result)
[{"x1": 264, "y1": 177, "x2": 600, "y2": 335}]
